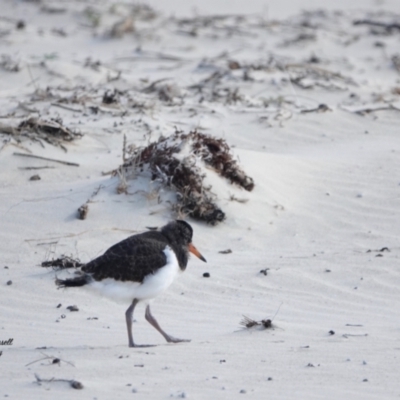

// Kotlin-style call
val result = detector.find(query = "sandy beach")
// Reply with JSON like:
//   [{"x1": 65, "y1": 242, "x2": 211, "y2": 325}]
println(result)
[{"x1": 1, "y1": 0, "x2": 400, "y2": 398}]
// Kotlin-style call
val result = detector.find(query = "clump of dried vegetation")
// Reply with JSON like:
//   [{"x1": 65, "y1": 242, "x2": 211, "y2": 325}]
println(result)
[
  {"x1": 0, "y1": 116, "x2": 82, "y2": 150},
  {"x1": 118, "y1": 130, "x2": 254, "y2": 225},
  {"x1": 240, "y1": 315, "x2": 273, "y2": 329},
  {"x1": 41, "y1": 256, "x2": 83, "y2": 270}
]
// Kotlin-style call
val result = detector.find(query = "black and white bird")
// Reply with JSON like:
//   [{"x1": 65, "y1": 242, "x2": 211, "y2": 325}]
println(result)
[{"x1": 56, "y1": 220, "x2": 206, "y2": 347}]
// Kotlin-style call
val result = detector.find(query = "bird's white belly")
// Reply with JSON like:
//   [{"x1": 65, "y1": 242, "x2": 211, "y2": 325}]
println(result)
[{"x1": 88, "y1": 246, "x2": 181, "y2": 303}]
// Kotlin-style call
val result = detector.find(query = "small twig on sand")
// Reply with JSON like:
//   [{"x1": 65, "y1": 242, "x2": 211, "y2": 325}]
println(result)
[
  {"x1": 34, "y1": 373, "x2": 83, "y2": 390},
  {"x1": 339, "y1": 103, "x2": 400, "y2": 115},
  {"x1": 353, "y1": 19, "x2": 400, "y2": 32},
  {"x1": 51, "y1": 103, "x2": 82, "y2": 113},
  {"x1": 26, "y1": 352, "x2": 75, "y2": 367},
  {"x1": 13, "y1": 152, "x2": 80, "y2": 167},
  {"x1": 19, "y1": 166, "x2": 55, "y2": 170},
  {"x1": 115, "y1": 51, "x2": 186, "y2": 62},
  {"x1": 77, "y1": 184, "x2": 103, "y2": 220},
  {"x1": 300, "y1": 104, "x2": 331, "y2": 113},
  {"x1": 342, "y1": 333, "x2": 368, "y2": 338}
]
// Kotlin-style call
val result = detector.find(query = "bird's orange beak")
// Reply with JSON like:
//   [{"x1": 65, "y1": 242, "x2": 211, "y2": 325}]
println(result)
[{"x1": 188, "y1": 243, "x2": 207, "y2": 262}]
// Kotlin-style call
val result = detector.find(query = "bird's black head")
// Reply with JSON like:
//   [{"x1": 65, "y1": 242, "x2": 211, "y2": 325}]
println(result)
[{"x1": 161, "y1": 220, "x2": 193, "y2": 246}]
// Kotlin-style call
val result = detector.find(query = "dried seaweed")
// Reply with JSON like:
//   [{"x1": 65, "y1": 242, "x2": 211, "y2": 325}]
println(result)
[
  {"x1": 0, "y1": 117, "x2": 82, "y2": 150},
  {"x1": 240, "y1": 315, "x2": 273, "y2": 329},
  {"x1": 41, "y1": 256, "x2": 83, "y2": 270},
  {"x1": 120, "y1": 130, "x2": 254, "y2": 225}
]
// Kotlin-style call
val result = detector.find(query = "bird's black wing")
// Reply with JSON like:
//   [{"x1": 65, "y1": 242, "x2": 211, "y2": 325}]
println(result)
[{"x1": 82, "y1": 232, "x2": 170, "y2": 283}]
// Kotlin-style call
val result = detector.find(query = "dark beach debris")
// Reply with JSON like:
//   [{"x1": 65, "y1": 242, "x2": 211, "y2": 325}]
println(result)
[
  {"x1": 29, "y1": 174, "x2": 41, "y2": 181},
  {"x1": 34, "y1": 373, "x2": 83, "y2": 389},
  {"x1": 0, "y1": 117, "x2": 82, "y2": 150},
  {"x1": 219, "y1": 249, "x2": 232, "y2": 254},
  {"x1": 366, "y1": 247, "x2": 390, "y2": 253},
  {"x1": 353, "y1": 19, "x2": 400, "y2": 33},
  {"x1": 119, "y1": 130, "x2": 254, "y2": 225},
  {"x1": 41, "y1": 256, "x2": 83, "y2": 270},
  {"x1": 300, "y1": 103, "x2": 331, "y2": 113},
  {"x1": 259, "y1": 268, "x2": 269, "y2": 276},
  {"x1": 66, "y1": 305, "x2": 79, "y2": 312},
  {"x1": 240, "y1": 315, "x2": 273, "y2": 329},
  {"x1": 77, "y1": 203, "x2": 89, "y2": 220},
  {"x1": 16, "y1": 20, "x2": 25, "y2": 30},
  {"x1": 102, "y1": 89, "x2": 119, "y2": 104}
]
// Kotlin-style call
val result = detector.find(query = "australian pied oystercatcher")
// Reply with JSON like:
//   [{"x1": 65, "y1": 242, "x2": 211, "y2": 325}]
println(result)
[{"x1": 56, "y1": 220, "x2": 206, "y2": 347}]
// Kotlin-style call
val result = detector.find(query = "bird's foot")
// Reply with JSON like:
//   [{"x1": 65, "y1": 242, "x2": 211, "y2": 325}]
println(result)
[
  {"x1": 165, "y1": 336, "x2": 191, "y2": 344},
  {"x1": 129, "y1": 343, "x2": 156, "y2": 348}
]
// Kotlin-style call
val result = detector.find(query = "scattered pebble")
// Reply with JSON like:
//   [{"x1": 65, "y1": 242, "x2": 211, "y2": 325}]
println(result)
[
  {"x1": 219, "y1": 249, "x2": 232, "y2": 254},
  {"x1": 203, "y1": 272, "x2": 210, "y2": 278},
  {"x1": 329, "y1": 330, "x2": 335, "y2": 335},
  {"x1": 6, "y1": 280, "x2": 12, "y2": 286},
  {"x1": 29, "y1": 174, "x2": 41, "y2": 181},
  {"x1": 16, "y1": 20, "x2": 25, "y2": 29},
  {"x1": 363, "y1": 378, "x2": 368, "y2": 382},
  {"x1": 240, "y1": 389, "x2": 247, "y2": 394},
  {"x1": 56, "y1": 303, "x2": 62, "y2": 308},
  {"x1": 70, "y1": 380, "x2": 84, "y2": 389},
  {"x1": 67, "y1": 305, "x2": 79, "y2": 312},
  {"x1": 267, "y1": 377, "x2": 273, "y2": 381}
]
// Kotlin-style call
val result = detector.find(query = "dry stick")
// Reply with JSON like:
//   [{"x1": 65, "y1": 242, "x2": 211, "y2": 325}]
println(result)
[
  {"x1": 51, "y1": 103, "x2": 82, "y2": 112},
  {"x1": 26, "y1": 63, "x2": 39, "y2": 91},
  {"x1": 25, "y1": 232, "x2": 88, "y2": 243},
  {"x1": 13, "y1": 152, "x2": 79, "y2": 167},
  {"x1": 26, "y1": 352, "x2": 75, "y2": 367},
  {"x1": 34, "y1": 373, "x2": 83, "y2": 390},
  {"x1": 339, "y1": 103, "x2": 400, "y2": 115},
  {"x1": 19, "y1": 166, "x2": 55, "y2": 170},
  {"x1": 353, "y1": 19, "x2": 400, "y2": 31}
]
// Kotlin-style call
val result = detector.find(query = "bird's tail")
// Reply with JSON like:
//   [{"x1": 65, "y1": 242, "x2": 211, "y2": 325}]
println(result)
[{"x1": 56, "y1": 274, "x2": 90, "y2": 288}]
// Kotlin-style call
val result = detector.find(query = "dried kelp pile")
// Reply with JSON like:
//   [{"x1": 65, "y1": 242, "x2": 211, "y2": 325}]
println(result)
[
  {"x1": 0, "y1": 117, "x2": 82, "y2": 151},
  {"x1": 119, "y1": 131, "x2": 254, "y2": 225},
  {"x1": 41, "y1": 256, "x2": 83, "y2": 270}
]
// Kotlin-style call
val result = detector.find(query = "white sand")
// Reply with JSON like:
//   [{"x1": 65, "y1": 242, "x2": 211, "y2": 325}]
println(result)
[{"x1": 1, "y1": 0, "x2": 400, "y2": 398}]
